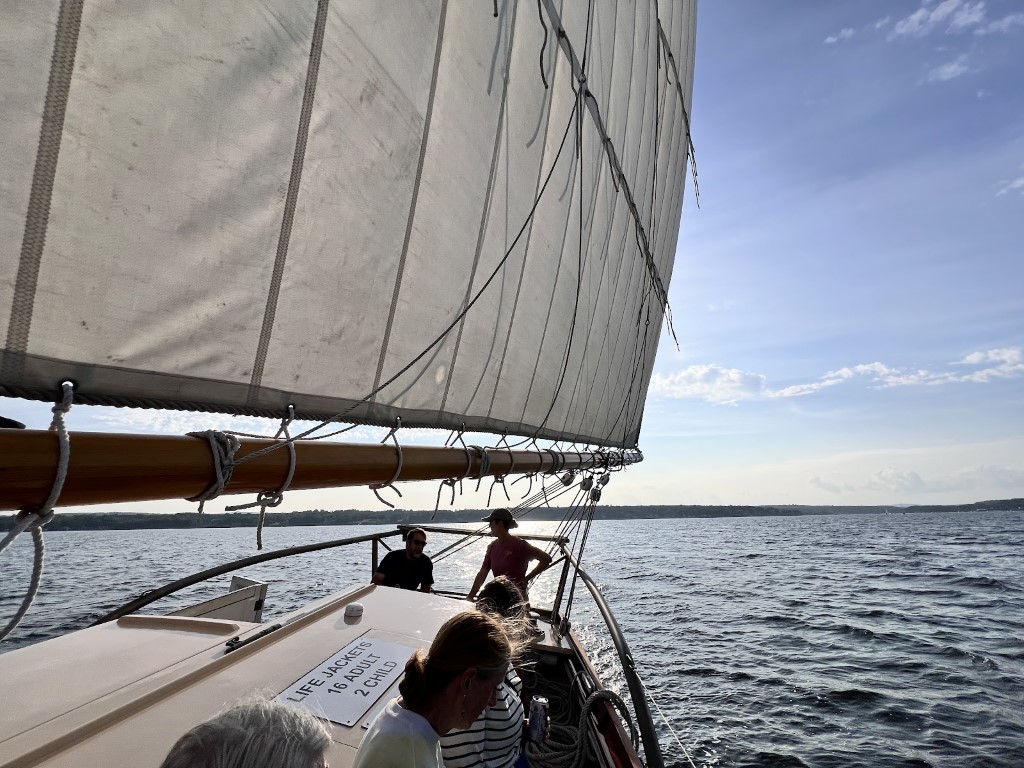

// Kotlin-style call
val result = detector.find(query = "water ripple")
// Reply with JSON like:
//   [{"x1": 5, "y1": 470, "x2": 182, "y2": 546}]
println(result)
[{"x1": 2, "y1": 510, "x2": 1022, "y2": 767}]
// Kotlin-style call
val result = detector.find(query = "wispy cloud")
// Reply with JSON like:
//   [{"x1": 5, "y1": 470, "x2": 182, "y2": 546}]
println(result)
[
  {"x1": 975, "y1": 11, "x2": 1024, "y2": 34},
  {"x1": 652, "y1": 348, "x2": 1024, "y2": 404},
  {"x1": 953, "y1": 347, "x2": 1024, "y2": 381},
  {"x1": 996, "y1": 175, "x2": 1024, "y2": 196},
  {"x1": 824, "y1": 27, "x2": 855, "y2": 45},
  {"x1": 875, "y1": 16, "x2": 892, "y2": 30},
  {"x1": 927, "y1": 54, "x2": 971, "y2": 81},
  {"x1": 863, "y1": 466, "x2": 927, "y2": 494},
  {"x1": 891, "y1": 0, "x2": 988, "y2": 38},
  {"x1": 816, "y1": 462, "x2": 1024, "y2": 496}
]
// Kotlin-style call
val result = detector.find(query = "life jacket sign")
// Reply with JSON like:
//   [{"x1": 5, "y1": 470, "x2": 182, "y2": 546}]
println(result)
[{"x1": 276, "y1": 636, "x2": 414, "y2": 726}]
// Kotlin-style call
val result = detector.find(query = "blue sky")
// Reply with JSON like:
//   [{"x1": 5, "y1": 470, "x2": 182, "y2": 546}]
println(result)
[
  {"x1": 3, "y1": 0, "x2": 1022, "y2": 513},
  {"x1": 642, "y1": 0, "x2": 1024, "y2": 506}
]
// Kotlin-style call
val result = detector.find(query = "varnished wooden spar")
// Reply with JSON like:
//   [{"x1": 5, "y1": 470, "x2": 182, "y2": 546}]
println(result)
[{"x1": 0, "y1": 430, "x2": 637, "y2": 510}]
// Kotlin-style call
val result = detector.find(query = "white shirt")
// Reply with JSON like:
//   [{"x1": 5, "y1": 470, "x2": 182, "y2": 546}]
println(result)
[{"x1": 354, "y1": 698, "x2": 443, "y2": 768}]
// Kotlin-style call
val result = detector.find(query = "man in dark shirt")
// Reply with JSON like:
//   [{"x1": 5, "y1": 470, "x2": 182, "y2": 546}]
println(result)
[{"x1": 372, "y1": 527, "x2": 434, "y2": 592}]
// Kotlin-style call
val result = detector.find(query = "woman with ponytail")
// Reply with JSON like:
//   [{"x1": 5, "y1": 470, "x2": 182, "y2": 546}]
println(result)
[
  {"x1": 353, "y1": 610, "x2": 518, "y2": 768},
  {"x1": 441, "y1": 577, "x2": 534, "y2": 768}
]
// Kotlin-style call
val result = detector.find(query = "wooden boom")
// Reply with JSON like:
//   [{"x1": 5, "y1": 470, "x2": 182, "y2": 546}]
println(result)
[{"x1": 0, "y1": 430, "x2": 637, "y2": 510}]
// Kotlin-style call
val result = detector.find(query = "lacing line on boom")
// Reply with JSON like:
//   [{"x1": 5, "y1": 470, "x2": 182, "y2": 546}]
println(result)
[
  {"x1": 370, "y1": 418, "x2": 403, "y2": 508},
  {"x1": 186, "y1": 431, "x2": 241, "y2": 513},
  {"x1": 225, "y1": 405, "x2": 297, "y2": 549},
  {"x1": 433, "y1": 427, "x2": 478, "y2": 518},
  {"x1": 0, "y1": 381, "x2": 74, "y2": 642}
]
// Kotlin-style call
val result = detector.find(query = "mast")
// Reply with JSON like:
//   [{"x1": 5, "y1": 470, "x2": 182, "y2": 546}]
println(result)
[{"x1": 0, "y1": 429, "x2": 639, "y2": 511}]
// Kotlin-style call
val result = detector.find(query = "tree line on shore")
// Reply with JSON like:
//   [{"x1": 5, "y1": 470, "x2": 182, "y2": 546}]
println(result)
[{"x1": 3, "y1": 499, "x2": 1021, "y2": 531}]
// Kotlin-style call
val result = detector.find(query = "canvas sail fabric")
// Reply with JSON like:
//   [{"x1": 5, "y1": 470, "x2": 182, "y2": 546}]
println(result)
[{"x1": 0, "y1": 0, "x2": 696, "y2": 449}]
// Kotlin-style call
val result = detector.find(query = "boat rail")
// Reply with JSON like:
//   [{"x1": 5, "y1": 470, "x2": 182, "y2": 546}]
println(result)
[{"x1": 90, "y1": 524, "x2": 664, "y2": 768}]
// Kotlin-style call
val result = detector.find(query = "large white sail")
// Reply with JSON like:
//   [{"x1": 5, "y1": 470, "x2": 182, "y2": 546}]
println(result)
[{"x1": 1, "y1": 0, "x2": 696, "y2": 448}]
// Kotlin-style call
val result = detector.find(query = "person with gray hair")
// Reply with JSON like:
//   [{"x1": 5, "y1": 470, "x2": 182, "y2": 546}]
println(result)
[{"x1": 160, "y1": 697, "x2": 331, "y2": 768}]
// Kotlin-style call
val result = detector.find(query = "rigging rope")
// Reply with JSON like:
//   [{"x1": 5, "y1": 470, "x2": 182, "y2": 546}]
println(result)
[
  {"x1": 224, "y1": 405, "x2": 298, "y2": 549},
  {"x1": 369, "y1": 418, "x2": 404, "y2": 508},
  {"x1": 632, "y1": 670, "x2": 700, "y2": 768},
  {"x1": 0, "y1": 381, "x2": 73, "y2": 642},
  {"x1": 185, "y1": 430, "x2": 241, "y2": 513}
]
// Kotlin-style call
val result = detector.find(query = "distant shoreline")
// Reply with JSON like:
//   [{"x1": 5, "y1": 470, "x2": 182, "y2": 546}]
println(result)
[{"x1": 3, "y1": 500, "x2": 1021, "y2": 531}]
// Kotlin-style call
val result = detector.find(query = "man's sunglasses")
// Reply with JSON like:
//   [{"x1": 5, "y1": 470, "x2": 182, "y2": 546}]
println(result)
[{"x1": 409, "y1": 539, "x2": 426, "y2": 546}]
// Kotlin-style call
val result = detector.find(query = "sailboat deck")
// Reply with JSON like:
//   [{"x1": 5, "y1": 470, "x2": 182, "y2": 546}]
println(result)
[{"x1": 0, "y1": 585, "x2": 472, "y2": 767}]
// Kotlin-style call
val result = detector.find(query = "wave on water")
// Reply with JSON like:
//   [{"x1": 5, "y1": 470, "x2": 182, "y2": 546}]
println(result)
[
  {"x1": 3, "y1": 510, "x2": 1023, "y2": 767},
  {"x1": 950, "y1": 575, "x2": 1015, "y2": 590}
]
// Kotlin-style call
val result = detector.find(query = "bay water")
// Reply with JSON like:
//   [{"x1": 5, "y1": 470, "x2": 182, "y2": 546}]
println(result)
[{"x1": 2, "y1": 510, "x2": 1022, "y2": 767}]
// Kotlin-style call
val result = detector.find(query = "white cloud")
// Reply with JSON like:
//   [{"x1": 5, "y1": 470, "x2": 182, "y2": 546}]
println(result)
[
  {"x1": 891, "y1": 0, "x2": 987, "y2": 38},
  {"x1": 956, "y1": 348, "x2": 1022, "y2": 365},
  {"x1": 824, "y1": 28, "x2": 855, "y2": 44},
  {"x1": 975, "y1": 12, "x2": 1024, "y2": 34},
  {"x1": 996, "y1": 176, "x2": 1024, "y2": 196},
  {"x1": 817, "y1": 462, "x2": 1024, "y2": 497},
  {"x1": 949, "y1": 1, "x2": 986, "y2": 30},
  {"x1": 650, "y1": 364, "x2": 767, "y2": 404},
  {"x1": 810, "y1": 476, "x2": 842, "y2": 494},
  {"x1": 875, "y1": 16, "x2": 892, "y2": 30},
  {"x1": 927, "y1": 54, "x2": 970, "y2": 81},
  {"x1": 706, "y1": 299, "x2": 736, "y2": 313},
  {"x1": 930, "y1": 464, "x2": 1024, "y2": 491},
  {"x1": 652, "y1": 348, "x2": 1024, "y2": 404},
  {"x1": 863, "y1": 466, "x2": 927, "y2": 493}
]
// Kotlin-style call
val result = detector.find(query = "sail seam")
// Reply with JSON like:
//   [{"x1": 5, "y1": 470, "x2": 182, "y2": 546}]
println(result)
[
  {"x1": 588, "y1": 0, "x2": 644, "y2": 444},
  {"x1": 484, "y1": 4, "x2": 563, "y2": 422},
  {"x1": 440, "y1": 1, "x2": 520, "y2": 414},
  {"x1": 539, "y1": 0, "x2": 671, "y2": 315},
  {"x1": 247, "y1": 0, "x2": 332, "y2": 401},
  {"x1": 371, "y1": 0, "x2": 450, "y2": 403},
  {"x1": 3, "y1": 0, "x2": 84, "y2": 383}
]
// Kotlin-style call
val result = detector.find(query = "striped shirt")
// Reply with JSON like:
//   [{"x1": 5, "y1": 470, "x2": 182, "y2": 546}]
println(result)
[{"x1": 440, "y1": 666, "x2": 524, "y2": 768}]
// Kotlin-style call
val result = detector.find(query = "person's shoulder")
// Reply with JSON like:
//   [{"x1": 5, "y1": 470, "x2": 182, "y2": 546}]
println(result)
[{"x1": 378, "y1": 550, "x2": 402, "y2": 568}]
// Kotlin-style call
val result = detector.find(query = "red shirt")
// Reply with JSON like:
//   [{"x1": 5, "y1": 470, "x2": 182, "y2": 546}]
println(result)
[{"x1": 482, "y1": 535, "x2": 532, "y2": 596}]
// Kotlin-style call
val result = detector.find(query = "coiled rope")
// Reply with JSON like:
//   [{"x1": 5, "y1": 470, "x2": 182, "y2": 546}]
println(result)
[{"x1": 525, "y1": 688, "x2": 638, "y2": 768}]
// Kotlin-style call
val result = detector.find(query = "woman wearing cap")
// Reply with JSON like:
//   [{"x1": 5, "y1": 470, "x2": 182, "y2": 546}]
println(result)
[{"x1": 467, "y1": 508, "x2": 552, "y2": 602}]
